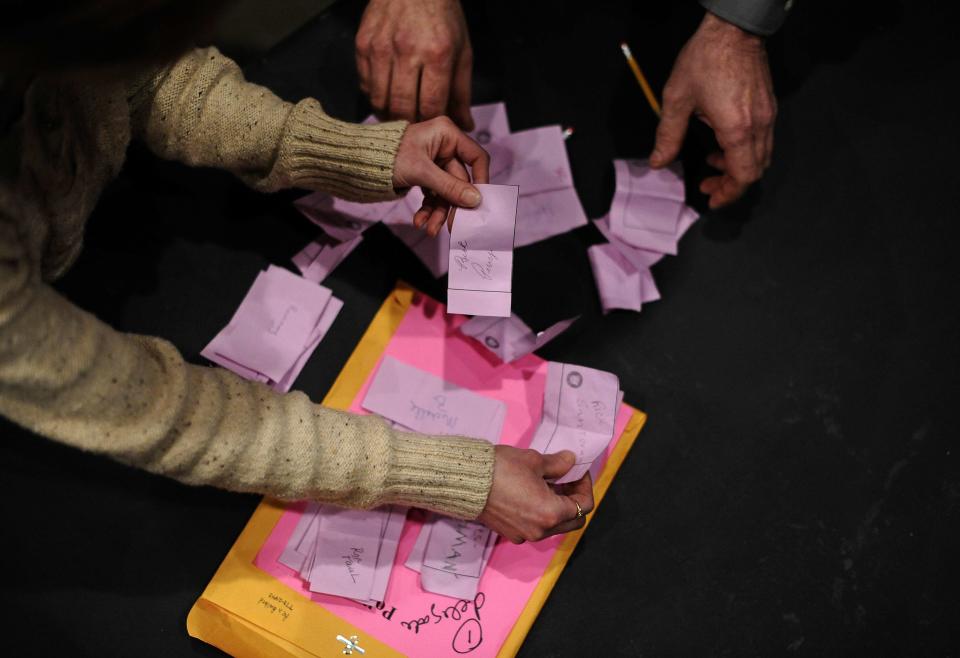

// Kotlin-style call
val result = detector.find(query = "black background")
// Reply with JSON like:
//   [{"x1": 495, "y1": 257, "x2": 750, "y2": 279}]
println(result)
[{"x1": 2, "y1": 0, "x2": 959, "y2": 655}]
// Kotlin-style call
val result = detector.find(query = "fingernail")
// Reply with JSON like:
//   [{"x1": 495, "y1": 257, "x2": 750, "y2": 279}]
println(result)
[{"x1": 461, "y1": 188, "x2": 481, "y2": 207}]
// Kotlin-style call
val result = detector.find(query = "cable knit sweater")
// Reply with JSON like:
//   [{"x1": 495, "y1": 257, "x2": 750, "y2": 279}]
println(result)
[{"x1": 0, "y1": 47, "x2": 494, "y2": 520}]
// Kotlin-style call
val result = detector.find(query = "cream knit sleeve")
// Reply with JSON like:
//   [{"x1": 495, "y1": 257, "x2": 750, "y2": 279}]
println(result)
[
  {"x1": 0, "y1": 212, "x2": 493, "y2": 516},
  {"x1": 129, "y1": 46, "x2": 407, "y2": 202}
]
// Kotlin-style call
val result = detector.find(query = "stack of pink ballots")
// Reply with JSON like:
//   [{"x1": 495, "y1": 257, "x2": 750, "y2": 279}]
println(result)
[
  {"x1": 291, "y1": 102, "x2": 589, "y2": 281},
  {"x1": 277, "y1": 502, "x2": 407, "y2": 605},
  {"x1": 361, "y1": 356, "x2": 506, "y2": 600},
  {"x1": 273, "y1": 355, "x2": 507, "y2": 602},
  {"x1": 200, "y1": 265, "x2": 342, "y2": 393},
  {"x1": 589, "y1": 159, "x2": 700, "y2": 313}
]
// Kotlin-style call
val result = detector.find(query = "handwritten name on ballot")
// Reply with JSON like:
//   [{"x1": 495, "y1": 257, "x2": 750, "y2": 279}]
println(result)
[
  {"x1": 303, "y1": 507, "x2": 397, "y2": 601},
  {"x1": 447, "y1": 184, "x2": 518, "y2": 318},
  {"x1": 362, "y1": 356, "x2": 506, "y2": 443}
]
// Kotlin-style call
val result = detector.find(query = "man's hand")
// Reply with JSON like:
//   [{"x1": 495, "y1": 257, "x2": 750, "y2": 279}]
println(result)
[
  {"x1": 392, "y1": 116, "x2": 489, "y2": 236},
  {"x1": 477, "y1": 446, "x2": 595, "y2": 543},
  {"x1": 651, "y1": 12, "x2": 777, "y2": 208},
  {"x1": 356, "y1": 0, "x2": 474, "y2": 129}
]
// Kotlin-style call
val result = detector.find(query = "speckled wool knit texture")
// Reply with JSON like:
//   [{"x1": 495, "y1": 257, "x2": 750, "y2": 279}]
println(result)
[{"x1": 0, "y1": 47, "x2": 495, "y2": 520}]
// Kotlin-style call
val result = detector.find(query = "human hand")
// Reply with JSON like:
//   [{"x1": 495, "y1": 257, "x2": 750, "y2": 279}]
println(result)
[
  {"x1": 392, "y1": 116, "x2": 489, "y2": 236},
  {"x1": 477, "y1": 446, "x2": 595, "y2": 544},
  {"x1": 651, "y1": 11, "x2": 777, "y2": 208},
  {"x1": 356, "y1": 0, "x2": 474, "y2": 129}
]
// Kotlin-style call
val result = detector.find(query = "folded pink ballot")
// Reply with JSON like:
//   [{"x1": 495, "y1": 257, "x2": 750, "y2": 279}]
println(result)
[
  {"x1": 304, "y1": 507, "x2": 392, "y2": 601},
  {"x1": 609, "y1": 159, "x2": 687, "y2": 253},
  {"x1": 292, "y1": 234, "x2": 363, "y2": 283},
  {"x1": 594, "y1": 215, "x2": 665, "y2": 269},
  {"x1": 418, "y1": 518, "x2": 496, "y2": 600},
  {"x1": 587, "y1": 243, "x2": 659, "y2": 314},
  {"x1": 515, "y1": 186, "x2": 588, "y2": 247},
  {"x1": 271, "y1": 295, "x2": 343, "y2": 393},
  {"x1": 459, "y1": 313, "x2": 578, "y2": 363},
  {"x1": 447, "y1": 184, "x2": 519, "y2": 317},
  {"x1": 278, "y1": 502, "x2": 321, "y2": 572},
  {"x1": 529, "y1": 361, "x2": 621, "y2": 484},
  {"x1": 361, "y1": 355, "x2": 506, "y2": 443},
  {"x1": 201, "y1": 266, "x2": 341, "y2": 391},
  {"x1": 490, "y1": 125, "x2": 574, "y2": 196}
]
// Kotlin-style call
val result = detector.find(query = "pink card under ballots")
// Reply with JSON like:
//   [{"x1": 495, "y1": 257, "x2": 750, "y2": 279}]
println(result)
[
  {"x1": 447, "y1": 184, "x2": 519, "y2": 317},
  {"x1": 528, "y1": 361, "x2": 622, "y2": 484},
  {"x1": 254, "y1": 292, "x2": 635, "y2": 658}
]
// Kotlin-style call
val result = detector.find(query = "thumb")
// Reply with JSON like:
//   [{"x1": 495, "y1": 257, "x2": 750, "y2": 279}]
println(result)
[
  {"x1": 541, "y1": 450, "x2": 576, "y2": 480},
  {"x1": 650, "y1": 95, "x2": 693, "y2": 168},
  {"x1": 418, "y1": 161, "x2": 482, "y2": 208}
]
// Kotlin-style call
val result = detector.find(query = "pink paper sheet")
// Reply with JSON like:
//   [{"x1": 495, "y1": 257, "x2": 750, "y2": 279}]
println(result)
[
  {"x1": 271, "y1": 295, "x2": 343, "y2": 393},
  {"x1": 459, "y1": 314, "x2": 578, "y2": 364},
  {"x1": 294, "y1": 193, "x2": 403, "y2": 242},
  {"x1": 608, "y1": 159, "x2": 687, "y2": 254},
  {"x1": 292, "y1": 235, "x2": 363, "y2": 283},
  {"x1": 200, "y1": 265, "x2": 340, "y2": 387},
  {"x1": 594, "y1": 215, "x2": 665, "y2": 269},
  {"x1": 362, "y1": 355, "x2": 506, "y2": 443},
  {"x1": 418, "y1": 518, "x2": 496, "y2": 600},
  {"x1": 587, "y1": 243, "x2": 659, "y2": 314},
  {"x1": 515, "y1": 186, "x2": 589, "y2": 247},
  {"x1": 254, "y1": 292, "x2": 634, "y2": 658},
  {"x1": 468, "y1": 102, "x2": 511, "y2": 145},
  {"x1": 447, "y1": 184, "x2": 518, "y2": 317},
  {"x1": 527, "y1": 361, "x2": 621, "y2": 484},
  {"x1": 490, "y1": 125, "x2": 574, "y2": 196}
]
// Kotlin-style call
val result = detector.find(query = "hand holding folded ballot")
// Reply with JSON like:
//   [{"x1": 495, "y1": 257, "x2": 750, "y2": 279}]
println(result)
[{"x1": 479, "y1": 446, "x2": 595, "y2": 544}]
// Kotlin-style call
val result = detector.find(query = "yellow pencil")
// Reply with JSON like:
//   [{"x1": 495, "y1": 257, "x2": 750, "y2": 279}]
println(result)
[{"x1": 620, "y1": 41, "x2": 661, "y2": 118}]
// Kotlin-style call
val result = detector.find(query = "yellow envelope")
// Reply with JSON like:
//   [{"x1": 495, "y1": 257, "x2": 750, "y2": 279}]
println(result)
[{"x1": 187, "y1": 283, "x2": 646, "y2": 657}]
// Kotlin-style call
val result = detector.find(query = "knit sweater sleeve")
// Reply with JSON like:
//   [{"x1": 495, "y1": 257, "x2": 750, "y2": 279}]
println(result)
[
  {"x1": 0, "y1": 218, "x2": 493, "y2": 521},
  {"x1": 128, "y1": 46, "x2": 407, "y2": 202}
]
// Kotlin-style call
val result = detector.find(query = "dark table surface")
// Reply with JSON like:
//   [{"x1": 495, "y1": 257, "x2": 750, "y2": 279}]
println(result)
[{"x1": 3, "y1": 1, "x2": 959, "y2": 656}]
